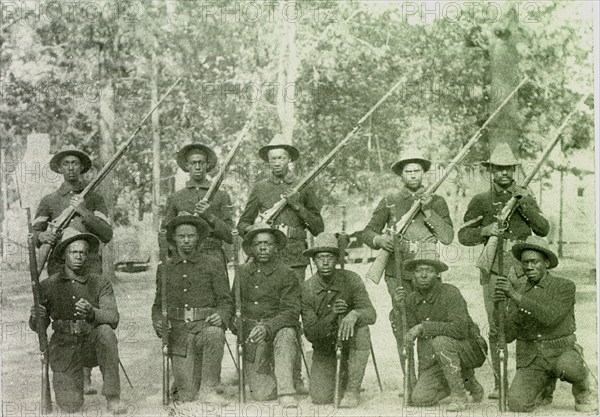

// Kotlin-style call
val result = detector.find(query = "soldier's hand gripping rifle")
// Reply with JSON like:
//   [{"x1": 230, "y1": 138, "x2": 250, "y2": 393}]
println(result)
[
  {"x1": 232, "y1": 229, "x2": 246, "y2": 404},
  {"x1": 158, "y1": 230, "x2": 170, "y2": 405},
  {"x1": 256, "y1": 78, "x2": 405, "y2": 226},
  {"x1": 366, "y1": 78, "x2": 529, "y2": 284},
  {"x1": 26, "y1": 208, "x2": 52, "y2": 414},
  {"x1": 476, "y1": 93, "x2": 591, "y2": 273},
  {"x1": 333, "y1": 205, "x2": 348, "y2": 409},
  {"x1": 36, "y1": 77, "x2": 181, "y2": 275}
]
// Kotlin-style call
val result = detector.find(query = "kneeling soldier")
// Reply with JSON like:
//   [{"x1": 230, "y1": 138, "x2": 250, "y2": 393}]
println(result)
[
  {"x1": 301, "y1": 233, "x2": 376, "y2": 408},
  {"x1": 494, "y1": 236, "x2": 595, "y2": 413},
  {"x1": 231, "y1": 223, "x2": 300, "y2": 406},
  {"x1": 152, "y1": 213, "x2": 232, "y2": 402},
  {"x1": 397, "y1": 249, "x2": 486, "y2": 411},
  {"x1": 28, "y1": 228, "x2": 125, "y2": 414}
]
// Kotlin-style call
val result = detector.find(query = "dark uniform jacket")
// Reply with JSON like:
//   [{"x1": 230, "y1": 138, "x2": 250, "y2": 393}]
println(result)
[
  {"x1": 230, "y1": 260, "x2": 300, "y2": 339},
  {"x1": 406, "y1": 280, "x2": 483, "y2": 370},
  {"x1": 301, "y1": 269, "x2": 376, "y2": 354},
  {"x1": 362, "y1": 185, "x2": 454, "y2": 278},
  {"x1": 163, "y1": 179, "x2": 234, "y2": 249},
  {"x1": 29, "y1": 268, "x2": 119, "y2": 371},
  {"x1": 458, "y1": 182, "x2": 549, "y2": 277},
  {"x1": 33, "y1": 181, "x2": 113, "y2": 274},
  {"x1": 237, "y1": 173, "x2": 324, "y2": 267},
  {"x1": 504, "y1": 272, "x2": 577, "y2": 368}
]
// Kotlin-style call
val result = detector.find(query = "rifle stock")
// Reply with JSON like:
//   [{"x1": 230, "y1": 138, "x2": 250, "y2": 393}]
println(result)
[
  {"x1": 26, "y1": 208, "x2": 52, "y2": 414},
  {"x1": 37, "y1": 77, "x2": 182, "y2": 274},
  {"x1": 232, "y1": 230, "x2": 246, "y2": 403},
  {"x1": 158, "y1": 231, "x2": 170, "y2": 405},
  {"x1": 365, "y1": 78, "x2": 529, "y2": 284}
]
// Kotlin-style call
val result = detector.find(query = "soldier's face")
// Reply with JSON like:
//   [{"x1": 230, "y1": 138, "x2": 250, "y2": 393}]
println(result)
[
  {"x1": 186, "y1": 152, "x2": 208, "y2": 181},
  {"x1": 520, "y1": 250, "x2": 549, "y2": 284},
  {"x1": 251, "y1": 232, "x2": 277, "y2": 263},
  {"x1": 492, "y1": 165, "x2": 515, "y2": 187},
  {"x1": 413, "y1": 264, "x2": 438, "y2": 292},
  {"x1": 64, "y1": 240, "x2": 89, "y2": 272},
  {"x1": 314, "y1": 252, "x2": 337, "y2": 278},
  {"x1": 60, "y1": 155, "x2": 82, "y2": 181},
  {"x1": 174, "y1": 224, "x2": 199, "y2": 255},
  {"x1": 401, "y1": 163, "x2": 424, "y2": 190},
  {"x1": 267, "y1": 149, "x2": 290, "y2": 178}
]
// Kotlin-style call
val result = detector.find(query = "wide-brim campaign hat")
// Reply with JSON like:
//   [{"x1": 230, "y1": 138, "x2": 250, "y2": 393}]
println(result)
[
  {"x1": 391, "y1": 153, "x2": 432, "y2": 175},
  {"x1": 242, "y1": 222, "x2": 287, "y2": 255},
  {"x1": 481, "y1": 142, "x2": 519, "y2": 168},
  {"x1": 403, "y1": 248, "x2": 449, "y2": 273},
  {"x1": 511, "y1": 236, "x2": 558, "y2": 269},
  {"x1": 49, "y1": 147, "x2": 92, "y2": 174},
  {"x1": 258, "y1": 134, "x2": 300, "y2": 162},
  {"x1": 53, "y1": 227, "x2": 100, "y2": 258},
  {"x1": 164, "y1": 212, "x2": 210, "y2": 243},
  {"x1": 303, "y1": 232, "x2": 348, "y2": 258},
  {"x1": 176, "y1": 143, "x2": 218, "y2": 172}
]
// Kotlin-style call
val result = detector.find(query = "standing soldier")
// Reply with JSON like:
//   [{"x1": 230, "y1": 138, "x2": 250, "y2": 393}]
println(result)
[
  {"x1": 28, "y1": 228, "x2": 125, "y2": 414},
  {"x1": 362, "y1": 153, "x2": 454, "y2": 391},
  {"x1": 163, "y1": 143, "x2": 233, "y2": 268},
  {"x1": 301, "y1": 233, "x2": 376, "y2": 408},
  {"x1": 458, "y1": 143, "x2": 550, "y2": 398},
  {"x1": 32, "y1": 146, "x2": 113, "y2": 395},
  {"x1": 237, "y1": 134, "x2": 324, "y2": 393},
  {"x1": 152, "y1": 213, "x2": 232, "y2": 402},
  {"x1": 230, "y1": 223, "x2": 300, "y2": 406}
]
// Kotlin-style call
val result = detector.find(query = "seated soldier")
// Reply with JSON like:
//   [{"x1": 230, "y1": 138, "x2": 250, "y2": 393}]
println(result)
[
  {"x1": 495, "y1": 236, "x2": 595, "y2": 413},
  {"x1": 151, "y1": 213, "x2": 232, "y2": 402},
  {"x1": 230, "y1": 223, "x2": 300, "y2": 407},
  {"x1": 301, "y1": 233, "x2": 376, "y2": 408},
  {"x1": 397, "y1": 249, "x2": 486, "y2": 411},
  {"x1": 29, "y1": 228, "x2": 125, "y2": 414}
]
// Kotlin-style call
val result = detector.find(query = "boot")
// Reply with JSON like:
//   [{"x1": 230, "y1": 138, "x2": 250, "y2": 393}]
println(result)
[
  {"x1": 535, "y1": 378, "x2": 556, "y2": 407},
  {"x1": 340, "y1": 348, "x2": 370, "y2": 408},
  {"x1": 83, "y1": 367, "x2": 97, "y2": 395},
  {"x1": 573, "y1": 372, "x2": 596, "y2": 412},
  {"x1": 463, "y1": 368, "x2": 484, "y2": 403},
  {"x1": 106, "y1": 395, "x2": 127, "y2": 415},
  {"x1": 437, "y1": 343, "x2": 468, "y2": 411}
]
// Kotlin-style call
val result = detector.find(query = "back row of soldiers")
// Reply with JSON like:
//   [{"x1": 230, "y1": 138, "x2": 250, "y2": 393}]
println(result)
[{"x1": 29, "y1": 136, "x2": 594, "y2": 413}]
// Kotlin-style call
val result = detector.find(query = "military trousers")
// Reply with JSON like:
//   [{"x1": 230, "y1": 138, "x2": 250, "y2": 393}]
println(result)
[
  {"x1": 245, "y1": 327, "x2": 297, "y2": 401},
  {"x1": 170, "y1": 324, "x2": 225, "y2": 402},
  {"x1": 309, "y1": 325, "x2": 371, "y2": 404},
  {"x1": 49, "y1": 324, "x2": 120, "y2": 413}
]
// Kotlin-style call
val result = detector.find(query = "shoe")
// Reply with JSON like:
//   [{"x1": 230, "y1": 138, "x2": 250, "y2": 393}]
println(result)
[
  {"x1": 106, "y1": 396, "x2": 128, "y2": 415},
  {"x1": 294, "y1": 379, "x2": 309, "y2": 396},
  {"x1": 467, "y1": 380, "x2": 484, "y2": 403},
  {"x1": 340, "y1": 390, "x2": 360, "y2": 408},
  {"x1": 575, "y1": 400, "x2": 597, "y2": 413},
  {"x1": 278, "y1": 395, "x2": 298, "y2": 408},
  {"x1": 441, "y1": 393, "x2": 468, "y2": 412},
  {"x1": 84, "y1": 382, "x2": 97, "y2": 395},
  {"x1": 488, "y1": 388, "x2": 499, "y2": 399}
]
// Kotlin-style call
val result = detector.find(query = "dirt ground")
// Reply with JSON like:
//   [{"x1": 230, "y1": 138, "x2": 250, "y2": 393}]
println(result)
[{"x1": 1, "y1": 246, "x2": 598, "y2": 417}]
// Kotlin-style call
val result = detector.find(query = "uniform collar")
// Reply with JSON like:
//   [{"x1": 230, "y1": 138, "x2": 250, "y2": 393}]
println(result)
[
  {"x1": 412, "y1": 279, "x2": 441, "y2": 304},
  {"x1": 525, "y1": 272, "x2": 550, "y2": 290},
  {"x1": 171, "y1": 248, "x2": 203, "y2": 264},
  {"x1": 269, "y1": 172, "x2": 296, "y2": 185},
  {"x1": 399, "y1": 184, "x2": 425, "y2": 198},
  {"x1": 185, "y1": 179, "x2": 211, "y2": 189},
  {"x1": 61, "y1": 267, "x2": 88, "y2": 283},
  {"x1": 248, "y1": 259, "x2": 278, "y2": 276},
  {"x1": 58, "y1": 181, "x2": 86, "y2": 196},
  {"x1": 314, "y1": 269, "x2": 344, "y2": 293}
]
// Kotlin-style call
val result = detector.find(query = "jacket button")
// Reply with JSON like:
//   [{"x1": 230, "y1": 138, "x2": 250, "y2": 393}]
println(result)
[
  {"x1": 327, "y1": 290, "x2": 331, "y2": 293},
  {"x1": 254, "y1": 285, "x2": 258, "y2": 289},
  {"x1": 327, "y1": 304, "x2": 331, "y2": 308},
  {"x1": 72, "y1": 296, "x2": 76, "y2": 299},
  {"x1": 185, "y1": 304, "x2": 189, "y2": 309},
  {"x1": 183, "y1": 260, "x2": 187, "y2": 264},
  {"x1": 183, "y1": 289, "x2": 187, "y2": 292},
  {"x1": 254, "y1": 301, "x2": 258, "y2": 305},
  {"x1": 183, "y1": 274, "x2": 188, "y2": 278}
]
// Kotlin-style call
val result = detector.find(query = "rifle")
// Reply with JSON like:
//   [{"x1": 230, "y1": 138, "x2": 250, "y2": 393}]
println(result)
[
  {"x1": 37, "y1": 77, "x2": 182, "y2": 275},
  {"x1": 199, "y1": 101, "x2": 258, "y2": 206},
  {"x1": 256, "y1": 78, "x2": 405, "y2": 225},
  {"x1": 365, "y1": 78, "x2": 529, "y2": 284},
  {"x1": 495, "y1": 217, "x2": 508, "y2": 412},
  {"x1": 333, "y1": 205, "x2": 348, "y2": 409},
  {"x1": 232, "y1": 229, "x2": 246, "y2": 403},
  {"x1": 476, "y1": 93, "x2": 591, "y2": 274},
  {"x1": 158, "y1": 230, "x2": 170, "y2": 405},
  {"x1": 26, "y1": 208, "x2": 52, "y2": 414}
]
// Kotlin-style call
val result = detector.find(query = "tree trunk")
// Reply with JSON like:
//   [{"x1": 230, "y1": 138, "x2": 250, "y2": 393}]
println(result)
[
  {"x1": 151, "y1": 51, "x2": 161, "y2": 264},
  {"x1": 0, "y1": 146, "x2": 6, "y2": 259},
  {"x1": 276, "y1": 0, "x2": 298, "y2": 142}
]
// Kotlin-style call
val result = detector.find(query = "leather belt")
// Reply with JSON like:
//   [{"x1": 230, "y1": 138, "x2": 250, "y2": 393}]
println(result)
[
  {"x1": 525, "y1": 334, "x2": 576, "y2": 349},
  {"x1": 52, "y1": 320, "x2": 91, "y2": 335},
  {"x1": 168, "y1": 307, "x2": 213, "y2": 323}
]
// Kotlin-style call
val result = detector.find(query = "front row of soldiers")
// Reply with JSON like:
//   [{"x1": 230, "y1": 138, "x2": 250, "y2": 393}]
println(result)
[{"x1": 28, "y1": 139, "x2": 595, "y2": 413}]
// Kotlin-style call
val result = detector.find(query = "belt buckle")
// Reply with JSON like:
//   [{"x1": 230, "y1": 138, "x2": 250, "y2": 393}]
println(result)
[{"x1": 184, "y1": 308, "x2": 193, "y2": 322}]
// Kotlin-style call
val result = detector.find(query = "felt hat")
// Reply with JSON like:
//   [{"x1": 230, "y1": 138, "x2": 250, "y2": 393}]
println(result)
[
  {"x1": 176, "y1": 143, "x2": 218, "y2": 172},
  {"x1": 49, "y1": 146, "x2": 92, "y2": 174},
  {"x1": 403, "y1": 248, "x2": 449, "y2": 273},
  {"x1": 164, "y1": 212, "x2": 210, "y2": 243},
  {"x1": 511, "y1": 236, "x2": 558, "y2": 269},
  {"x1": 242, "y1": 222, "x2": 287, "y2": 255},
  {"x1": 258, "y1": 134, "x2": 300, "y2": 162},
  {"x1": 481, "y1": 142, "x2": 519, "y2": 168},
  {"x1": 391, "y1": 152, "x2": 432, "y2": 175},
  {"x1": 303, "y1": 232, "x2": 349, "y2": 258},
  {"x1": 53, "y1": 227, "x2": 100, "y2": 259}
]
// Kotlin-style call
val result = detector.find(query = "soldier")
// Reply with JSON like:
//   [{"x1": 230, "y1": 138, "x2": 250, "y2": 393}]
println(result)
[
  {"x1": 458, "y1": 143, "x2": 550, "y2": 398},
  {"x1": 494, "y1": 236, "x2": 595, "y2": 413},
  {"x1": 151, "y1": 213, "x2": 232, "y2": 402},
  {"x1": 32, "y1": 146, "x2": 113, "y2": 395},
  {"x1": 237, "y1": 134, "x2": 324, "y2": 393},
  {"x1": 396, "y1": 249, "x2": 486, "y2": 411},
  {"x1": 301, "y1": 233, "x2": 376, "y2": 408},
  {"x1": 362, "y1": 153, "x2": 453, "y2": 391},
  {"x1": 163, "y1": 143, "x2": 233, "y2": 268},
  {"x1": 230, "y1": 223, "x2": 300, "y2": 406},
  {"x1": 28, "y1": 228, "x2": 125, "y2": 414}
]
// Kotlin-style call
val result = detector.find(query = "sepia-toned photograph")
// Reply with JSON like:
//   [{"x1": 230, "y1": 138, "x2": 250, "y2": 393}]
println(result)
[{"x1": 0, "y1": 1, "x2": 597, "y2": 416}]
